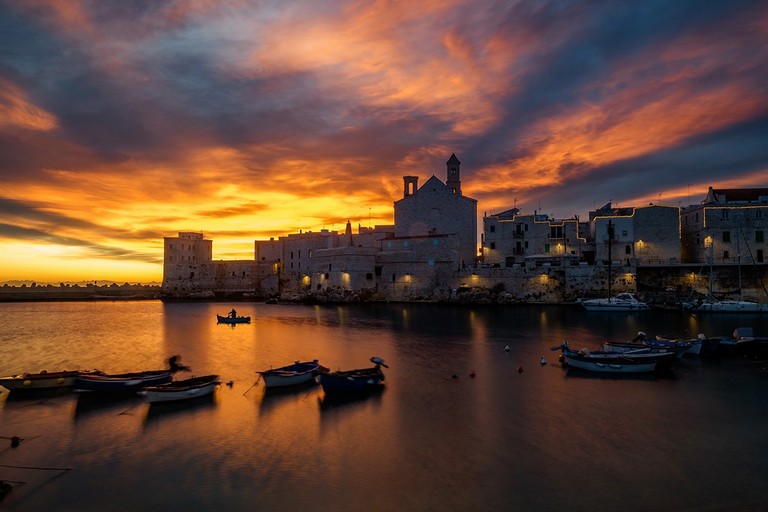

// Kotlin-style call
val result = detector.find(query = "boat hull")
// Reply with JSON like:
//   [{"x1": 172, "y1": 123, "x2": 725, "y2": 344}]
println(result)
[
  {"x1": 319, "y1": 367, "x2": 385, "y2": 393},
  {"x1": 0, "y1": 370, "x2": 103, "y2": 391},
  {"x1": 139, "y1": 375, "x2": 221, "y2": 403},
  {"x1": 563, "y1": 356, "x2": 657, "y2": 373},
  {"x1": 74, "y1": 370, "x2": 174, "y2": 392},
  {"x1": 259, "y1": 361, "x2": 324, "y2": 388},
  {"x1": 217, "y1": 314, "x2": 251, "y2": 324}
]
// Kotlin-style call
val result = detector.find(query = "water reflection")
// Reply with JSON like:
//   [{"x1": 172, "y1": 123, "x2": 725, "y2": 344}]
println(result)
[
  {"x1": 73, "y1": 393, "x2": 144, "y2": 420},
  {"x1": 143, "y1": 394, "x2": 218, "y2": 428}
]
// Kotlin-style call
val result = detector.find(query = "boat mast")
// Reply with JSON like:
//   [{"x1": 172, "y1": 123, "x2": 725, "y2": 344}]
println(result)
[{"x1": 607, "y1": 219, "x2": 613, "y2": 298}]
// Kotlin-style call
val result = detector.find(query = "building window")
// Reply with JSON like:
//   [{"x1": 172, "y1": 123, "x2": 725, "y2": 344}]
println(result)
[
  {"x1": 375, "y1": 266, "x2": 382, "y2": 277},
  {"x1": 722, "y1": 209, "x2": 728, "y2": 219},
  {"x1": 490, "y1": 225, "x2": 496, "y2": 232},
  {"x1": 550, "y1": 226, "x2": 563, "y2": 238},
  {"x1": 490, "y1": 242, "x2": 496, "y2": 249},
  {"x1": 756, "y1": 230, "x2": 764, "y2": 243},
  {"x1": 757, "y1": 250, "x2": 764, "y2": 263},
  {"x1": 625, "y1": 245, "x2": 631, "y2": 255},
  {"x1": 366, "y1": 273, "x2": 373, "y2": 280},
  {"x1": 291, "y1": 251, "x2": 294, "y2": 259},
  {"x1": 545, "y1": 244, "x2": 550, "y2": 253},
  {"x1": 433, "y1": 239, "x2": 439, "y2": 246},
  {"x1": 757, "y1": 210, "x2": 763, "y2": 220},
  {"x1": 724, "y1": 250, "x2": 729, "y2": 260},
  {"x1": 723, "y1": 231, "x2": 731, "y2": 243},
  {"x1": 524, "y1": 241, "x2": 529, "y2": 248}
]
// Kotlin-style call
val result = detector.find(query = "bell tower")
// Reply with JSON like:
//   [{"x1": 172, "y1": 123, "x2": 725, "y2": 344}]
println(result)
[{"x1": 446, "y1": 153, "x2": 461, "y2": 195}]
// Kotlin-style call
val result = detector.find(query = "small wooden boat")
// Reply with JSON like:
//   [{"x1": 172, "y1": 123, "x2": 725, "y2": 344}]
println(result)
[
  {"x1": 138, "y1": 375, "x2": 221, "y2": 403},
  {"x1": 577, "y1": 293, "x2": 650, "y2": 312},
  {"x1": 319, "y1": 357, "x2": 388, "y2": 393},
  {"x1": 74, "y1": 355, "x2": 190, "y2": 392},
  {"x1": 258, "y1": 360, "x2": 327, "y2": 388},
  {"x1": 602, "y1": 332, "x2": 692, "y2": 358},
  {"x1": 217, "y1": 314, "x2": 251, "y2": 324},
  {"x1": 552, "y1": 342, "x2": 674, "y2": 373},
  {"x1": 0, "y1": 369, "x2": 104, "y2": 391}
]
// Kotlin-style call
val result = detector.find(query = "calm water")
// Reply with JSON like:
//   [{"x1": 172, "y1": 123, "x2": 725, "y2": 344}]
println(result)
[{"x1": 1, "y1": 301, "x2": 767, "y2": 512}]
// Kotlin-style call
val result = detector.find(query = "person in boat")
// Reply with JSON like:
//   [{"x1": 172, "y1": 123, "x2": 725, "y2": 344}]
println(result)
[
  {"x1": 230, "y1": 308, "x2": 237, "y2": 318},
  {"x1": 168, "y1": 355, "x2": 191, "y2": 373}
]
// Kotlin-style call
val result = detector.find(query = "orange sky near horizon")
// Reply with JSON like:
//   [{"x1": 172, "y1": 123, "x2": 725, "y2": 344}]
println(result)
[{"x1": 1, "y1": 1, "x2": 767, "y2": 283}]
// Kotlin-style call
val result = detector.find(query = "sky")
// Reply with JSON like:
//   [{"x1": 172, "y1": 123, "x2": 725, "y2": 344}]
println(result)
[{"x1": 1, "y1": 0, "x2": 767, "y2": 284}]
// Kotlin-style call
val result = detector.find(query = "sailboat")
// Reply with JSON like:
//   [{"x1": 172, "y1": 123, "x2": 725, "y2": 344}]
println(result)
[
  {"x1": 686, "y1": 226, "x2": 768, "y2": 313},
  {"x1": 578, "y1": 220, "x2": 650, "y2": 312}
]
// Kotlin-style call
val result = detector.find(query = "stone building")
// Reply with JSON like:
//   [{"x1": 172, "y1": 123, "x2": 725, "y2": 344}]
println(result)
[
  {"x1": 394, "y1": 153, "x2": 477, "y2": 269},
  {"x1": 163, "y1": 231, "x2": 263, "y2": 296},
  {"x1": 681, "y1": 186, "x2": 768, "y2": 264},
  {"x1": 481, "y1": 209, "x2": 585, "y2": 267}
]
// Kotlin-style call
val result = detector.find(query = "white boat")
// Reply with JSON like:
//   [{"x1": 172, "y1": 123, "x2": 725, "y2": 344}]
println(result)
[
  {"x1": 690, "y1": 299, "x2": 768, "y2": 313},
  {"x1": 138, "y1": 375, "x2": 221, "y2": 403},
  {"x1": 552, "y1": 342, "x2": 675, "y2": 373},
  {"x1": 258, "y1": 360, "x2": 326, "y2": 388},
  {"x1": 578, "y1": 293, "x2": 650, "y2": 312}
]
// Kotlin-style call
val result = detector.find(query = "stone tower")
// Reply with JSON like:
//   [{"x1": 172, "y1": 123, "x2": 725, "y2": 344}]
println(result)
[{"x1": 446, "y1": 153, "x2": 461, "y2": 196}]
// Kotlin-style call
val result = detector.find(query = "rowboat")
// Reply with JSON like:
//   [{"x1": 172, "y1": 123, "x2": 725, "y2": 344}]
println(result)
[
  {"x1": 602, "y1": 333, "x2": 692, "y2": 358},
  {"x1": 319, "y1": 357, "x2": 388, "y2": 393},
  {"x1": 0, "y1": 369, "x2": 104, "y2": 391},
  {"x1": 74, "y1": 355, "x2": 190, "y2": 392},
  {"x1": 138, "y1": 375, "x2": 221, "y2": 403},
  {"x1": 258, "y1": 360, "x2": 327, "y2": 388},
  {"x1": 217, "y1": 314, "x2": 251, "y2": 324},
  {"x1": 552, "y1": 342, "x2": 675, "y2": 373}
]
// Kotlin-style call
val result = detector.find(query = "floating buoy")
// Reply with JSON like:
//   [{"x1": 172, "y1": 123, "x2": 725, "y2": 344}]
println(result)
[
  {"x1": 469, "y1": 371, "x2": 476, "y2": 378},
  {"x1": 226, "y1": 381, "x2": 234, "y2": 387},
  {"x1": 540, "y1": 357, "x2": 547, "y2": 366},
  {"x1": 23, "y1": 380, "x2": 31, "y2": 386},
  {"x1": 451, "y1": 374, "x2": 458, "y2": 379},
  {"x1": 505, "y1": 345, "x2": 510, "y2": 352},
  {"x1": 517, "y1": 366, "x2": 523, "y2": 373},
  {"x1": 559, "y1": 354, "x2": 565, "y2": 363},
  {"x1": 10, "y1": 436, "x2": 21, "y2": 448}
]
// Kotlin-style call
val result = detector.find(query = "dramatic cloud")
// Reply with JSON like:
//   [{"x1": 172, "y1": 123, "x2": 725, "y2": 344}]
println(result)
[{"x1": 0, "y1": 0, "x2": 766, "y2": 281}]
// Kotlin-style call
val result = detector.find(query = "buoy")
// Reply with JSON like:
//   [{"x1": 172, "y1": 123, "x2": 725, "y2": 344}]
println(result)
[
  {"x1": 451, "y1": 374, "x2": 458, "y2": 379},
  {"x1": 540, "y1": 357, "x2": 547, "y2": 366},
  {"x1": 517, "y1": 366, "x2": 523, "y2": 373},
  {"x1": 505, "y1": 345, "x2": 510, "y2": 352},
  {"x1": 10, "y1": 436, "x2": 21, "y2": 448},
  {"x1": 469, "y1": 371, "x2": 476, "y2": 378},
  {"x1": 226, "y1": 380, "x2": 234, "y2": 387},
  {"x1": 559, "y1": 354, "x2": 565, "y2": 363},
  {"x1": 57, "y1": 377, "x2": 65, "y2": 384},
  {"x1": 23, "y1": 380, "x2": 31, "y2": 386}
]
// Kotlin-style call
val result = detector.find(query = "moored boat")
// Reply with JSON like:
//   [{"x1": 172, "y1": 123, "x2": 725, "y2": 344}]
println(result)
[
  {"x1": 319, "y1": 357, "x2": 388, "y2": 393},
  {"x1": 577, "y1": 293, "x2": 650, "y2": 312},
  {"x1": 258, "y1": 360, "x2": 327, "y2": 388},
  {"x1": 74, "y1": 355, "x2": 190, "y2": 392},
  {"x1": 138, "y1": 375, "x2": 221, "y2": 403},
  {"x1": 602, "y1": 332, "x2": 692, "y2": 358},
  {"x1": 552, "y1": 342, "x2": 674, "y2": 373},
  {"x1": 0, "y1": 369, "x2": 104, "y2": 391}
]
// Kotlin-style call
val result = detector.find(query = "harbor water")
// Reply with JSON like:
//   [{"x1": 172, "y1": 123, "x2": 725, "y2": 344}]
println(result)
[{"x1": 1, "y1": 301, "x2": 767, "y2": 511}]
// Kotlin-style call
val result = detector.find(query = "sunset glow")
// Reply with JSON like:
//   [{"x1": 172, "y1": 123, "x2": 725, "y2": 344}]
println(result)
[{"x1": 1, "y1": 1, "x2": 767, "y2": 283}]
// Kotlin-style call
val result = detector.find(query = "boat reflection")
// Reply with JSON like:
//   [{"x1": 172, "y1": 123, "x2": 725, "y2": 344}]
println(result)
[
  {"x1": 256, "y1": 384, "x2": 320, "y2": 417},
  {"x1": 317, "y1": 387, "x2": 385, "y2": 411},
  {"x1": 143, "y1": 393, "x2": 217, "y2": 428},
  {"x1": 74, "y1": 393, "x2": 145, "y2": 421},
  {"x1": 4, "y1": 387, "x2": 74, "y2": 402}
]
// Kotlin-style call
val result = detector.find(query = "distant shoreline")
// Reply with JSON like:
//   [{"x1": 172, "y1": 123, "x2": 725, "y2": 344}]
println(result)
[{"x1": 0, "y1": 284, "x2": 162, "y2": 302}]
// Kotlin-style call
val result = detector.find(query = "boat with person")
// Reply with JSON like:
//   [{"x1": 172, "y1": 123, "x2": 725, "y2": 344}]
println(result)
[
  {"x1": 319, "y1": 357, "x2": 388, "y2": 393},
  {"x1": 258, "y1": 360, "x2": 328, "y2": 388},
  {"x1": 0, "y1": 369, "x2": 105, "y2": 391},
  {"x1": 138, "y1": 375, "x2": 221, "y2": 403},
  {"x1": 74, "y1": 355, "x2": 190, "y2": 392},
  {"x1": 217, "y1": 314, "x2": 251, "y2": 324}
]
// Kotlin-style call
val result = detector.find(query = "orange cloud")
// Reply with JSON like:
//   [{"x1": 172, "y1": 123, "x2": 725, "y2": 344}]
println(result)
[{"x1": 0, "y1": 79, "x2": 58, "y2": 132}]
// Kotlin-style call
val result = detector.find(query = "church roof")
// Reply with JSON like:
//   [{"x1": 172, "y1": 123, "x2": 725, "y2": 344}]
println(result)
[{"x1": 446, "y1": 153, "x2": 460, "y2": 165}]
